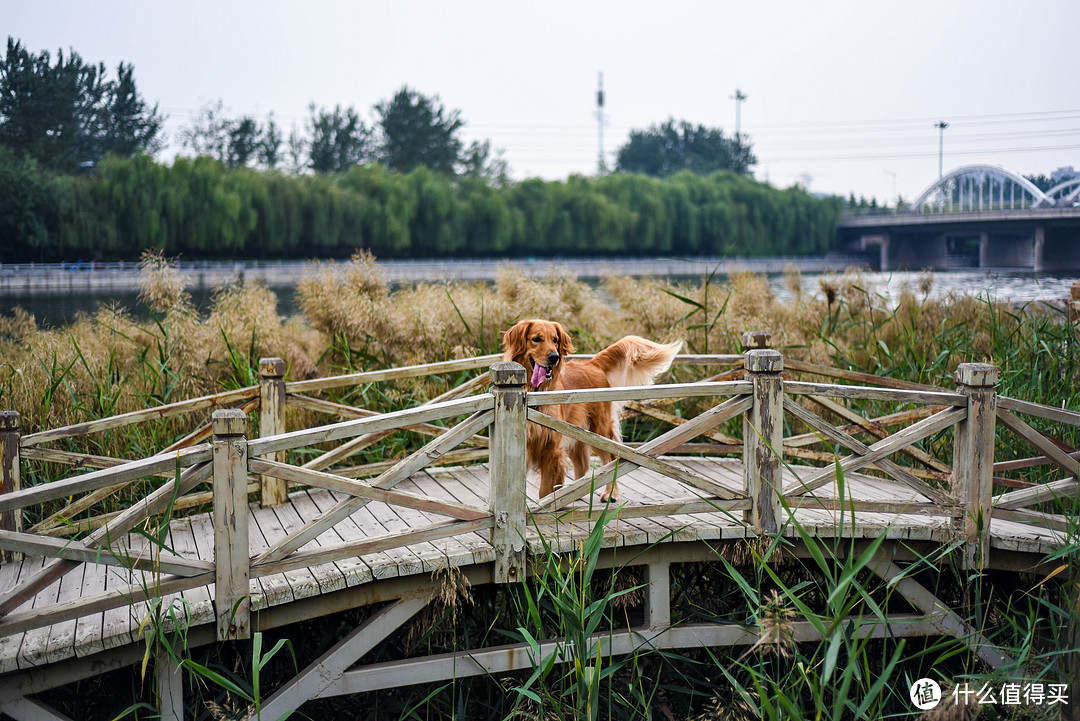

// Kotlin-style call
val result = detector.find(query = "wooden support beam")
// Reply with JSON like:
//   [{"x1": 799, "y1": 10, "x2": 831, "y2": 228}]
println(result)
[
  {"x1": 743, "y1": 350, "x2": 783, "y2": 534},
  {"x1": 644, "y1": 562, "x2": 671, "y2": 631},
  {"x1": 212, "y1": 409, "x2": 250, "y2": 641},
  {"x1": 489, "y1": 362, "x2": 527, "y2": 583},
  {"x1": 867, "y1": 549, "x2": 1013, "y2": 669},
  {"x1": 538, "y1": 394, "x2": 752, "y2": 511},
  {"x1": 259, "y1": 357, "x2": 288, "y2": 507},
  {"x1": 0, "y1": 412, "x2": 21, "y2": 563},
  {"x1": 324, "y1": 615, "x2": 945, "y2": 697},
  {"x1": 19, "y1": 386, "x2": 257, "y2": 448},
  {"x1": 251, "y1": 596, "x2": 428, "y2": 721},
  {"x1": 782, "y1": 397, "x2": 949, "y2": 505},
  {"x1": 254, "y1": 410, "x2": 493, "y2": 565},
  {"x1": 0, "y1": 696, "x2": 75, "y2": 721},
  {"x1": 998, "y1": 409, "x2": 1080, "y2": 478},
  {"x1": 156, "y1": 648, "x2": 183, "y2": 721},
  {"x1": 781, "y1": 408, "x2": 966, "y2": 497},
  {"x1": 953, "y1": 363, "x2": 999, "y2": 570},
  {"x1": 283, "y1": 355, "x2": 499, "y2": 395}
]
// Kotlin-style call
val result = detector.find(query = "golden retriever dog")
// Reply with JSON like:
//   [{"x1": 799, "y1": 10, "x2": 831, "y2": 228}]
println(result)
[{"x1": 501, "y1": 319, "x2": 682, "y2": 501}]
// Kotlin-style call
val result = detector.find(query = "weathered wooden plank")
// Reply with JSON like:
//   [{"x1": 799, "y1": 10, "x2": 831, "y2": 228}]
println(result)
[
  {"x1": 993, "y1": 508, "x2": 1070, "y2": 533},
  {"x1": 247, "y1": 502, "x2": 299, "y2": 608},
  {"x1": 784, "y1": 359, "x2": 946, "y2": 392},
  {"x1": 286, "y1": 395, "x2": 489, "y2": 447},
  {"x1": 333, "y1": 448, "x2": 490, "y2": 479},
  {"x1": 292, "y1": 489, "x2": 376, "y2": 587},
  {"x1": 780, "y1": 408, "x2": 966, "y2": 497},
  {"x1": 284, "y1": 355, "x2": 500, "y2": 394},
  {"x1": 527, "y1": 408, "x2": 745, "y2": 501},
  {"x1": 266, "y1": 494, "x2": 347, "y2": 596},
  {"x1": 0, "y1": 462, "x2": 212, "y2": 617},
  {"x1": 622, "y1": 402, "x2": 741, "y2": 445},
  {"x1": 0, "y1": 445, "x2": 211, "y2": 515},
  {"x1": 994, "y1": 450, "x2": 1080, "y2": 473},
  {"x1": 248, "y1": 396, "x2": 493, "y2": 458},
  {"x1": 362, "y1": 499, "x2": 438, "y2": 576},
  {"x1": 785, "y1": 406, "x2": 944, "y2": 448},
  {"x1": 251, "y1": 518, "x2": 493, "y2": 579},
  {"x1": 0, "y1": 531, "x2": 211, "y2": 577},
  {"x1": 249, "y1": 459, "x2": 488, "y2": 521},
  {"x1": 998, "y1": 396, "x2": 1080, "y2": 427},
  {"x1": 998, "y1": 409, "x2": 1080, "y2": 478},
  {"x1": 804, "y1": 394, "x2": 953, "y2": 475},
  {"x1": 782, "y1": 397, "x2": 949, "y2": 505},
  {"x1": 20, "y1": 387, "x2": 258, "y2": 447},
  {"x1": 993, "y1": 478, "x2": 1079, "y2": 510},
  {"x1": 298, "y1": 374, "x2": 491, "y2": 473},
  {"x1": 786, "y1": 381, "x2": 967, "y2": 406},
  {"x1": 527, "y1": 381, "x2": 752, "y2": 407},
  {"x1": 253, "y1": 410, "x2": 493, "y2": 565},
  {"x1": 212, "y1": 410, "x2": 250, "y2": 641}
]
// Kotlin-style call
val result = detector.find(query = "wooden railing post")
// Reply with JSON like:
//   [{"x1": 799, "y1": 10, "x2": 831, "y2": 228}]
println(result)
[
  {"x1": 488, "y1": 362, "x2": 527, "y2": 583},
  {"x1": 953, "y1": 362, "x2": 998, "y2": 570},
  {"x1": 258, "y1": 357, "x2": 287, "y2": 507},
  {"x1": 743, "y1": 349, "x2": 784, "y2": 534},
  {"x1": 212, "y1": 409, "x2": 250, "y2": 640},
  {"x1": 0, "y1": 411, "x2": 21, "y2": 562}
]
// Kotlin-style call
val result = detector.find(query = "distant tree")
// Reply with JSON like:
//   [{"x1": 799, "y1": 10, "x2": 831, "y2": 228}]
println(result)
[
  {"x1": 615, "y1": 118, "x2": 755, "y2": 177},
  {"x1": 100, "y1": 62, "x2": 164, "y2": 158},
  {"x1": 459, "y1": 139, "x2": 510, "y2": 186},
  {"x1": 375, "y1": 86, "x2": 463, "y2": 174},
  {"x1": 178, "y1": 99, "x2": 230, "y2": 162},
  {"x1": 259, "y1": 113, "x2": 282, "y2": 169},
  {"x1": 227, "y1": 116, "x2": 260, "y2": 168},
  {"x1": 285, "y1": 123, "x2": 306, "y2": 174},
  {"x1": 308, "y1": 104, "x2": 370, "y2": 174},
  {"x1": 0, "y1": 37, "x2": 162, "y2": 171}
]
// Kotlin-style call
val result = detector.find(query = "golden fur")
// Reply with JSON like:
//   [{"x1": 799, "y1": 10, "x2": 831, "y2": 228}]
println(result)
[{"x1": 501, "y1": 319, "x2": 682, "y2": 501}]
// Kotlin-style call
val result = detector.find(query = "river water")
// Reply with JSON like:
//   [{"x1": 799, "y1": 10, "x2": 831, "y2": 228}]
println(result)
[{"x1": 3, "y1": 266, "x2": 1077, "y2": 328}]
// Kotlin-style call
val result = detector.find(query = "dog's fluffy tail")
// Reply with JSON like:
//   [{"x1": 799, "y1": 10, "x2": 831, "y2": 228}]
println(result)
[{"x1": 592, "y1": 336, "x2": 683, "y2": 388}]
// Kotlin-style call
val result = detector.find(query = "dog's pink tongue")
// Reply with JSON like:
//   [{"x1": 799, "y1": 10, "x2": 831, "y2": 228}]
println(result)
[{"x1": 530, "y1": 363, "x2": 546, "y2": 389}]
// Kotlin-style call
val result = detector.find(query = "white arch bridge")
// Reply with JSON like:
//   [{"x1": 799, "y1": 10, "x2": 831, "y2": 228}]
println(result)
[{"x1": 839, "y1": 165, "x2": 1080, "y2": 271}]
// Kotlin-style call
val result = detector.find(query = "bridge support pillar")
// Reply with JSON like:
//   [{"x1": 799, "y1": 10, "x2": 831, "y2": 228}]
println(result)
[
  {"x1": 212, "y1": 409, "x2": 251, "y2": 640},
  {"x1": 882, "y1": 232, "x2": 947, "y2": 271},
  {"x1": 258, "y1": 357, "x2": 288, "y2": 507},
  {"x1": 643, "y1": 561, "x2": 671, "y2": 630},
  {"x1": 1035, "y1": 224, "x2": 1080, "y2": 271},
  {"x1": 743, "y1": 350, "x2": 784, "y2": 534},
  {"x1": 952, "y1": 363, "x2": 998, "y2": 570},
  {"x1": 488, "y1": 362, "x2": 527, "y2": 583}
]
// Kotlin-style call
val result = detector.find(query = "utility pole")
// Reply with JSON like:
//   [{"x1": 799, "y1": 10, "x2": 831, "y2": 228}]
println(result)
[
  {"x1": 934, "y1": 120, "x2": 949, "y2": 180},
  {"x1": 731, "y1": 89, "x2": 747, "y2": 170},
  {"x1": 731, "y1": 88, "x2": 747, "y2": 144},
  {"x1": 596, "y1": 72, "x2": 607, "y2": 174}
]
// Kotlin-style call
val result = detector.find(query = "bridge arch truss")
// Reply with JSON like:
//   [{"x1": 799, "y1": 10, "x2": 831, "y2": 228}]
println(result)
[
  {"x1": 911, "y1": 164, "x2": 1051, "y2": 213},
  {"x1": 1046, "y1": 177, "x2": 1080, "y2": 207}
]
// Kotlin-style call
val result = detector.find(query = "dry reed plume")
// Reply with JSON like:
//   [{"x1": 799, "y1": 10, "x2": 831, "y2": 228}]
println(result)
[{"x1": 0, "y1": 251, "x2": 1068, "y2": 445}]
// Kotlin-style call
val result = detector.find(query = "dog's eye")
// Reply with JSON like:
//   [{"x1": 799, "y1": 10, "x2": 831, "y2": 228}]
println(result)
[{"x1": 531, "y1": 336, "x2": 542, "y2": 342}]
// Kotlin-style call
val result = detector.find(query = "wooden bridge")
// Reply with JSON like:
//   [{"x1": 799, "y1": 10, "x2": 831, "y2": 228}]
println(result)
[{"x1": 0, "y1": 338, "x2": 1076, "y2": 719}]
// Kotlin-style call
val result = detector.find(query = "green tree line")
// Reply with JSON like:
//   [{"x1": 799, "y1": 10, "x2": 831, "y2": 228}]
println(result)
[{"x1": 0, "y1": 152, "x2": 841, "y2": 262}]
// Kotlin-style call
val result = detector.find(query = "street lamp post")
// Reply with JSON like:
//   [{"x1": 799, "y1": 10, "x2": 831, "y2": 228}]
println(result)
[{"x1": 934, "y1": 120, "x2": 949, "y2": 180}]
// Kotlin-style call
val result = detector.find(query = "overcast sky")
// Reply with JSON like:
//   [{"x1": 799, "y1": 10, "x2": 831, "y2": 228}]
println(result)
[{"x1": 7, "y1": 0, "x2": 1080, "y2": 203}]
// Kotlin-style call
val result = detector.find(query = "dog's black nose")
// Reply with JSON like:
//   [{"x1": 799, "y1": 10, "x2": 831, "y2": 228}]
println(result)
[{"x1": 547, "y1": 352, "x2": 560, "y2": 367}]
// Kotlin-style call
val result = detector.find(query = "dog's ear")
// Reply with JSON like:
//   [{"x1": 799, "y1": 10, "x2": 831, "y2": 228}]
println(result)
[
  {"x1": 555, "y1": 322, "x2": 574, "y2": 357},
  {"x1": 501, "y1": 320, "x2": 531, "y2": 361}
]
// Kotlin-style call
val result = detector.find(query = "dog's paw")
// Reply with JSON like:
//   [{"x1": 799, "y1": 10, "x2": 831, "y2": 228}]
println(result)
[{"x1": 600, "y1": 490, "x2": 619, "y2": 503}]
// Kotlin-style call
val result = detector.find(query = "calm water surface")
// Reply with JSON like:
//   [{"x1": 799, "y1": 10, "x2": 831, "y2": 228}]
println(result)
[{"x1": 4, "y1": 269, "x2": 1077, "y2": 328}]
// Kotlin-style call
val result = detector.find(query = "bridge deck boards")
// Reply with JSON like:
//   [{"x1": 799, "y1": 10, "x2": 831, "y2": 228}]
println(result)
[{"x1": 0, "y1": 457, "x2": 1066, "y2": 674}]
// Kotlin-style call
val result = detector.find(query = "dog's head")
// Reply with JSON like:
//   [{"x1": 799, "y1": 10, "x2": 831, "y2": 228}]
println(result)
[{"x1": 501, "y1": 319, "x2": 574, "y2": 390}]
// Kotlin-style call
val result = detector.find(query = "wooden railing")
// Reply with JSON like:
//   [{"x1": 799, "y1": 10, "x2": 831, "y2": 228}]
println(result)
[{"x1": 0, "y1": 341, "x2": 1076, "y2": 647}]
